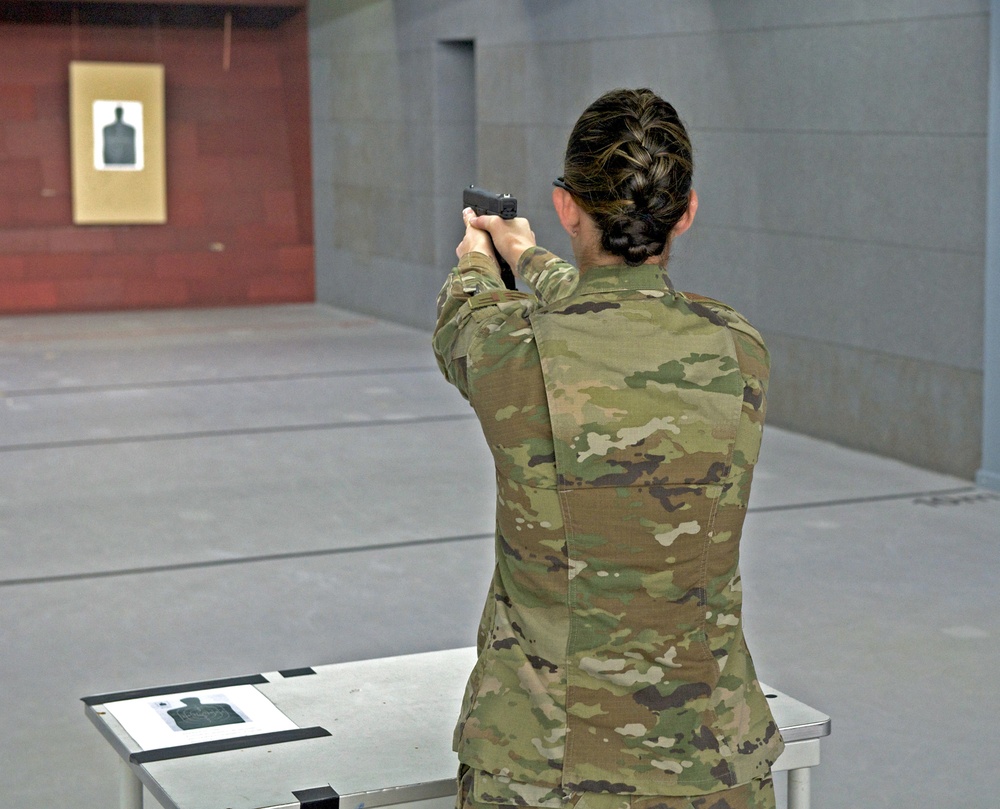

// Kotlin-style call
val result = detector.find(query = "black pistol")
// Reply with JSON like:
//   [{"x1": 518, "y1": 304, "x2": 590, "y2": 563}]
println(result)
[{"x1": 463, "y1": 185, "x2": 518, "y2": 290}]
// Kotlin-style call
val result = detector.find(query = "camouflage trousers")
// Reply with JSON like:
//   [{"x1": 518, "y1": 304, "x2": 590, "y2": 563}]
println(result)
[{"x1": 457, "y1": 767, "x2": 776, "y2": 809}]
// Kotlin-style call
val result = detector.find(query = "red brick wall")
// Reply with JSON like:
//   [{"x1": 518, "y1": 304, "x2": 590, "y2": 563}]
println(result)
[{"x1": 0, "y1": 7, "x2": 314, "y2": 314}]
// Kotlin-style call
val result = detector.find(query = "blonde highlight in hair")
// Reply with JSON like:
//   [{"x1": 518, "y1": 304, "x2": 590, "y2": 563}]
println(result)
[{"x1": 563, "y1": 88, "x2": 693, "y2": 266}]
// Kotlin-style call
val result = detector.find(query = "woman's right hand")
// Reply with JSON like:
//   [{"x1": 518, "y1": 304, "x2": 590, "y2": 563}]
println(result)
[{"x1": 461, "y1": 210, "x2": 536, "y2": 273}]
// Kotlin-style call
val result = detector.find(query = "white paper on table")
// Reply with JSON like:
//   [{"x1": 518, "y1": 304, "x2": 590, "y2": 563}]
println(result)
[{"x1": 102, "y1": 684, "x2": 298, "y2": 750}]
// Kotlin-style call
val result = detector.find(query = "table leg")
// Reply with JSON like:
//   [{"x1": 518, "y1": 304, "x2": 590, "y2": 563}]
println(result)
[
  {"x1": 787, "y1": 767, "x2": 810, "y2": 809},
  {"x1": 120, "y1": 758, "x2": 143, "y2": 809}
]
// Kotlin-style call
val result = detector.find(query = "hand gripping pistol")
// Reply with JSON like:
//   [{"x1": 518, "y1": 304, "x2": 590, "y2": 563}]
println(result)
[{"x1": 463, "y1": 185, "x2": 518, "y2": 290}]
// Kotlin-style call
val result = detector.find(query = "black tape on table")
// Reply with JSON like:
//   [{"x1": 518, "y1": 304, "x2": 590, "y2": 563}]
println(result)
[
  {"x1": 82, "y1": 674, "x2": 269, "y2": 706},
  {"x1": 294, "y1": 785, "x2": 341, "y2": 809},
  {"x1": 129, "y1": 726, "x2": 331, "y2": 764}
]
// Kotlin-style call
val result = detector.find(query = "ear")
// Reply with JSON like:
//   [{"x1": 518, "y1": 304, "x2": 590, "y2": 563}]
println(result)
[
  {"x1": 552, "y1": 186, "x2": 583, "y2": 237},
  {"x1": 671, "y1": 189, "x2": 698, "y2": 238}
]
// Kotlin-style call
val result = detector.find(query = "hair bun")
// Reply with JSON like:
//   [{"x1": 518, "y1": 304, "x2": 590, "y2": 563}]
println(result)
[{"x1": 603, "y1": 212, "x2": 667, "y2": 266}]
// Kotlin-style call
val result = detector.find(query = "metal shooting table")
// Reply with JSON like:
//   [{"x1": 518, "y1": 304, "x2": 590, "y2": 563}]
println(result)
[{"x1": 84, "y1": 648, "x2": 830, "y2": 809}]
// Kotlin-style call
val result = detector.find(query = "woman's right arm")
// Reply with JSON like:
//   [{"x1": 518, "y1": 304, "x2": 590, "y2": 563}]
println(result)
[{"x1": 517, "y1": 246, "x2": 579, "y2": 304}]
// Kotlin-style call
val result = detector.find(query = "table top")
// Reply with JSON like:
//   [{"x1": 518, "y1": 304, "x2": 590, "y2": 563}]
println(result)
[{"x1": 84, "y1": 647, "x2": 830, "y2": 809}]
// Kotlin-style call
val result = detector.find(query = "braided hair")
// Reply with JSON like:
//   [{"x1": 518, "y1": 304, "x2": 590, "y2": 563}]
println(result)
[{"x1": 562, "y1": 88, "x2": 694, "y2": 266}]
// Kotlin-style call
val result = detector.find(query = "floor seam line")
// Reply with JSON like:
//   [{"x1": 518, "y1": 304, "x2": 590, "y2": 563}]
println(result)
[
  {"x1": 0, "y1": 532, "x2": 495, "y2": 588},
  {"x1": 2, "y1": 366, "x2": 439, "y2": 398},
  {"x1": 6, "y1": 487, "x2": 988, "y2": 587},
  {"x1": 747, "y1": 486, "x2": 979, "y2": 513},
  {"x1": 0, "y1": 413, "x2": 478, "y2": 453}
]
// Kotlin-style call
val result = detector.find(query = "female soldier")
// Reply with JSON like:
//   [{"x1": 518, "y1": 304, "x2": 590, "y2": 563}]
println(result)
[{"x1": 433, "y1": 88, "x2": 783, "y2": 809}]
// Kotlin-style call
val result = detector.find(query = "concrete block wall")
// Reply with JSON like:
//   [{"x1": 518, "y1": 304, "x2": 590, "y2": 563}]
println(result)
[{"x1": 308, "y1": 0, "x2": 990, "y2": 479}]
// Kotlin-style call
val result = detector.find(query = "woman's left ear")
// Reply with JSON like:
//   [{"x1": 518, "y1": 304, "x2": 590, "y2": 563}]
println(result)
[{"x1": 671, "y1": 189, "x2": 698, "y2": 238}]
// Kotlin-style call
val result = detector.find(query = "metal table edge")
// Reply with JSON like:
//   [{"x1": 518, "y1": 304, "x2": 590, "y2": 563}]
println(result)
[
  {"x1": 780, "y1": 717, "x2": 832, "y2": 743},
  {"x1": 339, "y1": 778, "x2": 458, "y2": 807}
]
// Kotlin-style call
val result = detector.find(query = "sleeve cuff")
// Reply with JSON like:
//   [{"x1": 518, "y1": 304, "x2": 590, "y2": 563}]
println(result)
[{"x1": 457, "y1": 251, "x2": 501, "y2": 280}]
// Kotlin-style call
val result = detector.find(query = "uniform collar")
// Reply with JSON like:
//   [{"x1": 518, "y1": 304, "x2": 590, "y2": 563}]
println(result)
[{"x1": 573, "y1": 262, "x2": 676, "y2": 295}]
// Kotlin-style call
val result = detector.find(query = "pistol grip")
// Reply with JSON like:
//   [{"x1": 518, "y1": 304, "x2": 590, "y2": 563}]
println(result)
[{"x1": 470, "y1": 207, "x2": 516, "y2": 290}]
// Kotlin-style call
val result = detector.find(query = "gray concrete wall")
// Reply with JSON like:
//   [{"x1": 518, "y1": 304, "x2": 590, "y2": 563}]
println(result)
[{"x1": 308, "y1": 0, "x2": 990, "y2": 479}]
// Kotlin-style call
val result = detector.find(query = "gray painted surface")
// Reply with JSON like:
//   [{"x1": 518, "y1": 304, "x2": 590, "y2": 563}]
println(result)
[
  {"x1": 308, "y1": 1, "x2": 990, "y2": 477},
  {"x1": 979, "y1": 0, "x2": 1000, "y2": 491}
]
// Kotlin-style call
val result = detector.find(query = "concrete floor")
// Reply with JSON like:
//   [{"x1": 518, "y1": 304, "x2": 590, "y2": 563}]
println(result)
[{"x1": 0, "y1": 303, "x2": 996, "y2": 808}]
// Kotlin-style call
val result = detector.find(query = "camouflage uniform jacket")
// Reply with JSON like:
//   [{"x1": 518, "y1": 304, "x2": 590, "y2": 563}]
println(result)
[{"x1": 432, "y1": 247, "x2": 784, "y2": 799}]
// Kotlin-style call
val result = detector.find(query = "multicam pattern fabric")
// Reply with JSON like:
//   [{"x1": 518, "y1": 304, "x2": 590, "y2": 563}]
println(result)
[
  {"x1": 433, "y1": 247, "x2": 783, "y2": 799},
  {"x1": 458, "y1": 765, "x2": 776, "y2": 809}
]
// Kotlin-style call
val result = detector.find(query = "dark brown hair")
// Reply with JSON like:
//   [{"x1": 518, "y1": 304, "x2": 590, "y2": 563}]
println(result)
[{"x1": 562, "y1": 88, "x2": 694, "y2": 266}]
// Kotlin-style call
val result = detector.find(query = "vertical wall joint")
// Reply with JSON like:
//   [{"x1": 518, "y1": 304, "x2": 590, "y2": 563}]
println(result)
[{"x1": 979, "y1": 1, "x2": 1000, "y2": 491}]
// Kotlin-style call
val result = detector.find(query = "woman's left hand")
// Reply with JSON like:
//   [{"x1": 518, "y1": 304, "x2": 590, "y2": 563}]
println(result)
[{"x1": 456, "y1": 208, "x2": 496, "y2": 261}]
